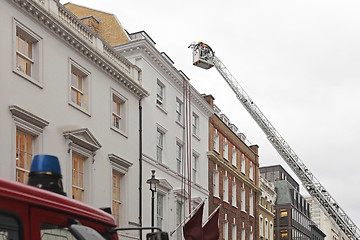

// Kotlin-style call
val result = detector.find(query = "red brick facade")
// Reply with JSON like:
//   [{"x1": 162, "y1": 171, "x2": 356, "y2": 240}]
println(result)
[{"x1": 205, "y1": 95, "x2": 261, "y2": 240}]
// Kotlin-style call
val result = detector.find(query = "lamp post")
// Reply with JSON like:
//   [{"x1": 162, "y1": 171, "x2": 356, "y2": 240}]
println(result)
[{"x1": 146, "y1": 170, "x2": 160, "y2": 232}]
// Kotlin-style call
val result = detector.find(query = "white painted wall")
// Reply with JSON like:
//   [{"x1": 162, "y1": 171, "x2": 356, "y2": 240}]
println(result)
[
  {"x1": 115, "y1": 35, "x2": 214, "y2": 239},
  {"x1": 0, "y1": 1, "x2": 145, "y2": 238}
]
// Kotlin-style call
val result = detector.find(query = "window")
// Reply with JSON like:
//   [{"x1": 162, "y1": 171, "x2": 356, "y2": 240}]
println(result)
[
  {"x1": 72, "y1": 154, "x2": 85, "y2": 201},
  {"x1": 69, "y1": 60, "x2": 90, "y2": 113},
  {"x1": 156, "y1": 81, "x2": 165, "y2": 107},
  {"x1": 10, "y1": 105, "x2": 49, "y2": 183},
  {"x1": 176, "y1": 99, "x2": 183, "y2": 123},
  {"x1": 64, "y1": 128, "x2": 101, "y2": 204},
  {"x1": 192, "y1": 154, "x2": 199, "y2": 183},
  {"x1": 232, "y1": 182, "x2": 237, "y2": 207},
  {"x1": 223, "y1": 139, "x2": 228, "y2": 160},
  {"x1": 213, "y1": 170, "x2": 219, "y2": 197},
  {"x1": 265, "y1": 218, "x2": 269, "y2": 239},
  {"x1": 0, "y1": 212, "x2": 21, "y2": 240},
  {"x1": 249, "y1": 163, "x2": 254, "y2": 181},
  {"x1": 157, "y1": 130, "x2": 164, "y2": 163},
  {"x1": 241, "y1": 154, "x2": 246, "y2": 174},
  {"x1": 259, "y1": 215, "x2": 263, "y2": 237},
  {"x1": 231, "y1": 223, "x2": 237, "y2": 240},
  {"x1": 176, "y1": 143, "x2": 183, "y2": 174},
  {"x1": 270, "y1": 222, "x2": 273, "y2": 240},
  {"x1": 223, "y1": 219, "x2": 228, "y2": 240},
  {"x1": 176, "y1": 202, "x2": 183, "y2": 240},
  {"x1": 111, "y1": 89, "x2": 127, "y2": 134},
  {"x1": 15, "y1": 130, "x2": 33, "y2": 184},
  {"x1": 223, "y1": 175, "x2": 228, "y2": 202},
  {"x1": 157, "y1": 194, "x2": 165, "y2": 229},
  {"x1": 280, "y1": 230, "x2": 288, "y2": 239},
  {"x1": 192, "y1": 113, "x2": 199, "y2": 136},
  {"x1": 250, "y1": 231, "x2": 253, "y2": 240},
  {"x1": 241, "y1": 188, "x2": 246, "y2": 212},
  {"x1": 280, "y1": 209, "x2": 288, "y2": 217},
  {"x1": 249, "y1": 193, "x2": 254, "y2": 216},
  {"x1": 112, "y1": 170, "x2": 121, "y2": 226},
  {"x1": 241, "y1": 228, "x2": 245, "y2": 240},
  {"x1": 14, "y1": 19, "x2": 42, "y2": 86},
  {"x1": 231, "y1": 147, "x2": 237, "y2": 167},
  {"x1": 109, "y1": 153, "x2": 132, "y2": 228},
  {"x1": 214, "y1": 131, "x2": 219, "y2": 152}
]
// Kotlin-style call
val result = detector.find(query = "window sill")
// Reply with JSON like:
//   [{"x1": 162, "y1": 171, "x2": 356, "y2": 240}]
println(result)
[
  {"x1": 192, "y1": 133, "x2": 201, "y2": 141},
  {"x1": 68, "y1": 102, "x2": 91, "y2": 117},
  {"x1": 13, "y1": 69, "x2": 43, "y2": 89},
  {"x1": 111, "y1": 126, "x2": 128, "y2": 138},
  {"x1": 176, "y1": 120, "x2": 184, "y2": 128},
  {"x1": 156, "y1": 104, "x2": 168, "y2": 114}
]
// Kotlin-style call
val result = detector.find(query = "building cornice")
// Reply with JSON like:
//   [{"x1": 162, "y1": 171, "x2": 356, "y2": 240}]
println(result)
[
  {"x1": 10, "y1": 0, "x2": 148, "y2": 99},
  {"x1": 114, "y1": 39, "x2": 214, "y2": 117}
]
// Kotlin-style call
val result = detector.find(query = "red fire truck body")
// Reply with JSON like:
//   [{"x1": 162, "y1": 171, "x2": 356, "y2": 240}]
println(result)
[{"x1": 0, "y1": 177, "x2": 118, "y2": 240}]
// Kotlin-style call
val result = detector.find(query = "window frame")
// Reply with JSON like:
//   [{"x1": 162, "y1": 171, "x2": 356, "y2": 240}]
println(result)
[
  {"x1": 232, "y1": 181, "x2": 237, "y2": 207},
  {"x1": 231, "y1": 146, "x2": 237, "y2": 167},
  {"x1": 213, "y1": 131, "x2": 219, "y2": 153},
  {"x1": 156, "y1": 80, "x2": 165, "y2": 108},
  {"x1": 10, "y1": 105, "x2": 48, "y2": 182},
  {"x1": 223, "y1": 175, "x2": 229, "y2": 202},
  {"x1": 223, "y1": 139, "x2": 228, "y2": 160},
  {"x1": 156, "y1": 193, "x2": 165, "y2": 229},
  {"x1": 192, "y1": 153, "x2": 199, "y2": 184},
  {"x1": 241, "y1": 188, "x2": 246, "y2": 212},
  {"x1": 69, "y1": 58, "x2": 91, "y2": 115},
  {"x1": 13, "y1": 18, "x2": 43, "y2": 87},
  {"x1": 156, "y1": 128, "x2": 165, "y2": 163},
  {"x1": 241, "y1": 154, "x2": 246, "y2": 174},
  {"x1": 249, "y1": 163, "x2": 254, "y2": 181},
  {"x1": 176, "y1": 98, "x2": 183, "y2": 124},
  {"x1": 110, "y1": 88, "x2": 128, "y2": 136},
  {"x1": 176, "y1": 142, "x2": 183, "y2": 174},
  {"x1": 192, "y1": 113, "x2": 199, "y2": 136},
  {"x1": 109, "y1": 153, "x2": 132, "y2": 228},
  {"x1": 213, "y1": 170, "x2": 219, "y2": 197}
]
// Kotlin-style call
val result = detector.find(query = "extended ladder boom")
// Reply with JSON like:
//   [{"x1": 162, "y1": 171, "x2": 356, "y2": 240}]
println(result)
[{"x1": 189, "y1": 42, "x2": 360, "y2": 240}]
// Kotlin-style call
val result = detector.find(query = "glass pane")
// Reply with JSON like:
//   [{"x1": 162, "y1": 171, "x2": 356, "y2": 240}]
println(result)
[{"x1": 0, "y1": 214, "x2": 20, "y2": 240}]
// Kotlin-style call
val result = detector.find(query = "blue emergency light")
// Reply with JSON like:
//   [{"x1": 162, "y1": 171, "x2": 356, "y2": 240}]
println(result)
[{"x1": 28, "y1": 154, "x2": 66, "y2": 196}]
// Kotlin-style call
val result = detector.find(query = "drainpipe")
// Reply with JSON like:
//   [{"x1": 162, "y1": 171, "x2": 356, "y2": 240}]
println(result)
[{"x1": 139, "y1": 100, "x2": 143, "y2": 240}]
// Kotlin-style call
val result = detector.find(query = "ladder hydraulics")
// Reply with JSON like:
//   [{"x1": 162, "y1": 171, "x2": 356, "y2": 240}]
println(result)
[{"x1": 189, "y1": 41, "x2": 360, "y2": 240}]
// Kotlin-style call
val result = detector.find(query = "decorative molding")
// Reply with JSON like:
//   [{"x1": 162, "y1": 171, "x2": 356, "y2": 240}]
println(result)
[
  {"x1": 9, "y1": 105, "x2": 49, "y2": 129},
  {"x1": 108, "y1": 153, "x2": 133, "y2": 174},
  {"x1": 11, "y1": 0, "x2": 148, "y2": 99},
  {"x1": 114, "y1": 38, "x2": 214, "y2": 117},
  {"x1": 63, "y1": 128, "x2": 101, "y2": 152}
]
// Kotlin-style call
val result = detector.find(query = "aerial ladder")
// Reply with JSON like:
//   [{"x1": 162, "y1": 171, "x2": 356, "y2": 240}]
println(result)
[{"x1": 189, "y1": 42, "x2": 360, "y2": 240}]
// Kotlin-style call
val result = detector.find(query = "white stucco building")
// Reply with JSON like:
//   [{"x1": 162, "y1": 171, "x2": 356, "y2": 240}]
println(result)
[
  {"x1": 0, "y1": 0, "x2": 148, "y2": 238},
  {"x1": 306, "y1": 196, "x2": 349, "y2": 240},
  {"x1": 114, "y1": 31, "x2": 214, "y2": 239}
]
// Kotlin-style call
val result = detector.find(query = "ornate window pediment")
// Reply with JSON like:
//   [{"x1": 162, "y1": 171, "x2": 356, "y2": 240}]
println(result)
[{"x1": 63, "y1": 128, "x2": 101, "y2": 152}]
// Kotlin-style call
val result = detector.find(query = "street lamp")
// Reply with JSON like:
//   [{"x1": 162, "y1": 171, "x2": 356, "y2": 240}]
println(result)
[{"x1": 146, "y1": 170, "x2": 160, "y2": 232}]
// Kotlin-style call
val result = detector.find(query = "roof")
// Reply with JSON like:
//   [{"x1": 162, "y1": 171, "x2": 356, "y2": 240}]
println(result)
[{"x1": 64, "y1": 3, "x2": 130, "y2": 46}]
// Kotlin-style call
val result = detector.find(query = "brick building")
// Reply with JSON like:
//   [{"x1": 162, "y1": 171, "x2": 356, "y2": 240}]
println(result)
[{"x1": 205, "y1": 95, "x2": 261, "y2": 240}]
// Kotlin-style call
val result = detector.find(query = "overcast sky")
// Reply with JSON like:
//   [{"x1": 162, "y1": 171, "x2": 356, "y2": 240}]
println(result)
[{"x1": 63, "y1": 0, "x2": 360, "y2": 230}]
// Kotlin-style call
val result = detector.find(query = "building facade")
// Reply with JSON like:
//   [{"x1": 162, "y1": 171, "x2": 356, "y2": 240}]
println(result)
[
  {"x1": 260, "y1": 165, "x2": 313, "y2": 240},
  {"x1": 205, "y1": 95, "x2": 261, "y2": 240},
  {"x1": 114, "y1": 32, "x2": 213, "y2": 240},
  {"x1": 306, "y1": 197, "x2": 346, "y2": 240},
  {"x1": 259, "y1": 176, "x2": 276, "y2": 240},
  {"x1": 0, "y1": 0, "x2": 149, "y2": 239}
]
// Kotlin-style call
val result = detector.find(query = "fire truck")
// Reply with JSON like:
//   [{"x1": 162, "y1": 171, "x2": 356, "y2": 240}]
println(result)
[{"x1": 0, "y1": 155, "x2": 168, "y2": 240}]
